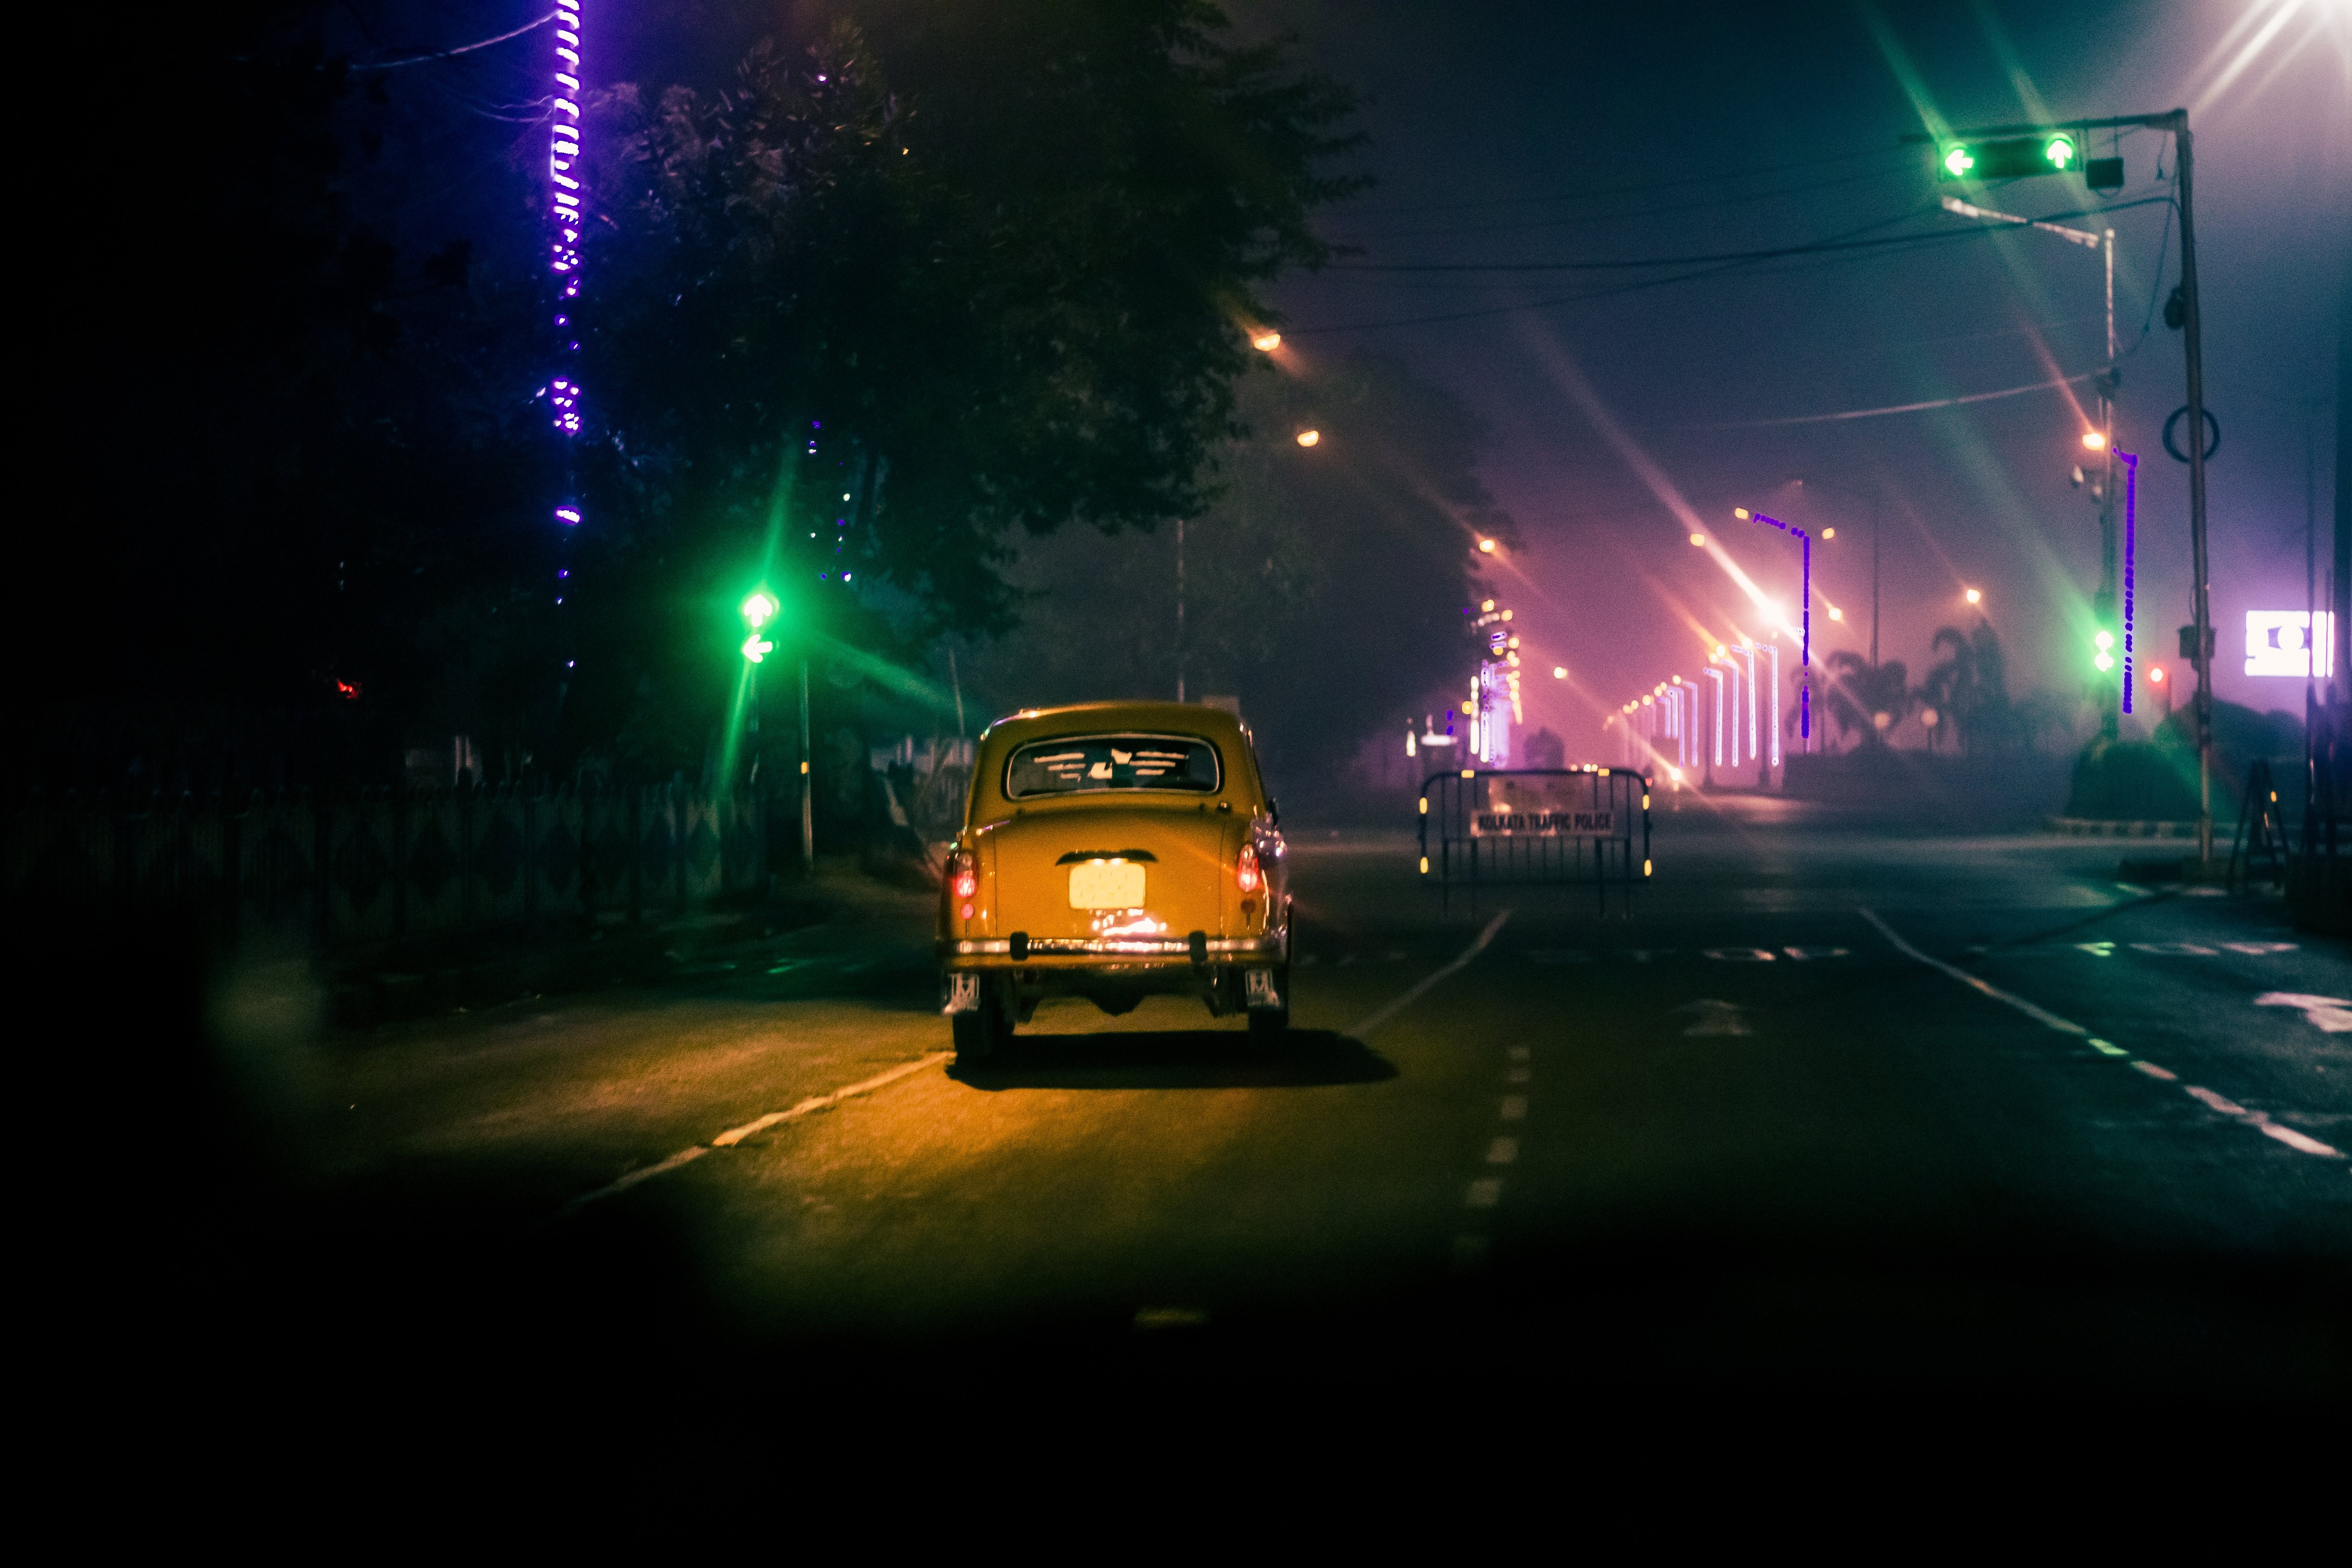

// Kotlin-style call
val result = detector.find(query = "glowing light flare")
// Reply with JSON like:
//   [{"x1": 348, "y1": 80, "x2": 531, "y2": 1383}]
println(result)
[
  {"x1": 1821, "y1": 528, "x2": 1835, "y2": 539},
  {"x1": 1964, "y1": 588, "x2": 1983, "y2": 606},
  {"x1": 1552, "y1": 666, "x2": 1567, "y2": 679},
  {"x1": 1236, "y1": 845, "x2": 1262, "y2": 895},
  {"x1": 1295, "y1": 429, "x2": 1320, "y2": 447},
  {"x1": 2149, "y1": 666, "x2": 2165, "y2": 685},
  {"x1": 1690, "y1": 533, "x2": 1706, "y2": 547},
  {"x1": 1478, "y1": 539, "x2": 1497, "y2": 554},
  {"x1": 2081, "y1": 430, "x2": 2107, "y2": 451},
  {"x1": 1251, "y1": 330, "x2": 1281, "y2": 352},
  {"x1": 741, "y1": 591, "x2": 779, "y2": 628}
]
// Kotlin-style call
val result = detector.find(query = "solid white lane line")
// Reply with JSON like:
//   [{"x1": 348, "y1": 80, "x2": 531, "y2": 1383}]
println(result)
[
  {"x1": 1858, "y1": 908, "x2": 2085, "y2": 1035},
  {"x1": 562, "y1": 1050, "x2": 952, "y2": 1214},
  {"x1": 562, "y1": 1146, "x2": 710, "y2": 1214},
  {"x1": 712, "y1": 1052, "x2": 952, "y2": 1146},
  {"x1": 1345, "y1": 911, "x2": 1511, "y2": 1039},
  {"x1": 1861, "y1": 908, "x2": 2344, "y2": 1162}
]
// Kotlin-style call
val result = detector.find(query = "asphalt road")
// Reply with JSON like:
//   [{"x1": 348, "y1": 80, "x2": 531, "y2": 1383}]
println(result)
[{"x1": 135, "y1": 795, "x2": 2352, "y2": 1420}]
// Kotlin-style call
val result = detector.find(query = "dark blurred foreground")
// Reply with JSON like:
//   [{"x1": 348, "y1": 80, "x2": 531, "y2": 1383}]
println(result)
[{"x1": 35, "y1": 894, "x2": 2346, "y2": 1473}]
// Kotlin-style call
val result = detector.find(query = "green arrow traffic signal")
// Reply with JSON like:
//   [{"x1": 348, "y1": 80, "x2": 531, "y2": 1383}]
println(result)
[
  {"x1": 740, "y1": 588, "x2": 780, "y2": 662},
  {"x1": 1938, "y1": 133, "x2": 2080, "y2": 181}
]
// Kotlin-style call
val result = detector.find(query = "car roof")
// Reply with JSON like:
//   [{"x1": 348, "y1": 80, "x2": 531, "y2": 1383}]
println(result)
[
  {"x1": 967, "y1": 702, "x2": 1262, "y2": 822},
  {"x1": 978, "y1": 701, "x2": 1251, "y2": 746}
]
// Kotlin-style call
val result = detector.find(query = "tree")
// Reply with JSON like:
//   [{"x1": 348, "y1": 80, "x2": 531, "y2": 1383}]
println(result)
[
  {"x1": 566, "y1": 3, "x2": 1366, "y2": 769},
  {"x1": 1920, "y1": 619, "x2": 2016, "y2": 755},
  {"x1": 1815, "y1": 652, "x2": 1911, "y2": 750},
  {"x1": 952, "y1": 354, "x2": 1510, "y2": 785}
]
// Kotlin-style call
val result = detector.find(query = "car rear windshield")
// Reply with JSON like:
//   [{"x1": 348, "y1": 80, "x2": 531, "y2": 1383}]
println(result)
[{"x1": 1005, "y1": 734, "x2": 1223, "y2": 799}]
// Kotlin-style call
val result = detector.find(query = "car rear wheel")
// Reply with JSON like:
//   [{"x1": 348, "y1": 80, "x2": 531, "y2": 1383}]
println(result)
[
  {"x1": 951, "y1": 980, "x2": 1013, "y2": 1065},
  {"x1": 1247, "y1": 962, "x2": 1290, "y2": 1043}
]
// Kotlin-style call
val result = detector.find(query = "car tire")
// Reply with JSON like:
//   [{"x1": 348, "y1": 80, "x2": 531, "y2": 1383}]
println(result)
[
  {"x1": 952, "y1": 980, "x2": 1013, "y2": 1065},
  {"x1": 1247, "y1": 963, "x2": 1290, "y2": 1044}
]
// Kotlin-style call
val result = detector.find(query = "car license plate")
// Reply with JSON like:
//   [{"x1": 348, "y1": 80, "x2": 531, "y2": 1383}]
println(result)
[{"x1": 1067, "y1": 859, "x2": 1146, "y2": 909}]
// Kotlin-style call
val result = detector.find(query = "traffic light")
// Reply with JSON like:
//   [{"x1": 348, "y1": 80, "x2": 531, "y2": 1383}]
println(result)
[
  {"x1": 1938, "y1": 133, "x2": 2080, "y2": 181},
  {"x1": 2092, "y1": 628, "x2": 2115, "y2": 673},
  {"x1": 740, "y1": 589, "x2": 779, "y2": 663}
]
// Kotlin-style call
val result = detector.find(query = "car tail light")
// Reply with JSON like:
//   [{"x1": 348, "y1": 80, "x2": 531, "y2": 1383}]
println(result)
[
  {"x1": 1236, "y1": 844, "x2": 1262, "y2": 895},
  {"x1": 950, "y1": 853, "x2": 978, "y2": 902}
]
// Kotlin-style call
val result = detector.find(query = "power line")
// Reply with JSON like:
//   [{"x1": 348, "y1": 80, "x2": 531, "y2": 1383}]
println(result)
[
  {"x1": 1332, "y1": 143, "x2": 1905, "y2": 218},
  {"x1": 1327, "y1": 196, "x2": 2173, "y2": 273},
  {"x1": 350, "y1": 12, "x2": 555, "y2": 71},
  {"x1": 1330, "y1": 161, "x2": 1916, "y2": 244}
]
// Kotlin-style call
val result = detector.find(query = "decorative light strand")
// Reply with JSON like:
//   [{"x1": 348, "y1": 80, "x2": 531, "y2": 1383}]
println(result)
[{"x1": 548, "y1": 0, "x2": 584, "y2": 516}]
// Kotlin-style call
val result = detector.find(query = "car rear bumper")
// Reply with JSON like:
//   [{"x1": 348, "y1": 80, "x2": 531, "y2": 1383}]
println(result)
[{"x1": 939, "y1": 932, "x2": 1282, "y2": 962}]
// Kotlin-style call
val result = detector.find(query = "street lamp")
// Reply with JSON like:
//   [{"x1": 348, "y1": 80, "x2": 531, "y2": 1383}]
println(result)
[
  {"x1": 1295, "y1": 429, "x2": 1320, "y2": 447},
  {"x1": 1964, "y1": 587, "x2": 1983, "y2": 606},
  {"x1": 1733, "y1": 508, "x2": 1813, "y2": 755},
  {"x1": 1252, "y1": 330, "x2": 1281, "y2": 352}
]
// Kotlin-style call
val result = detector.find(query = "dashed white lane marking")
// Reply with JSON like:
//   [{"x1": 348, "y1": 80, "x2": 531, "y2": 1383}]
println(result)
[
  {"x1": 561, "y1": 1051, "x2": 952, "y2": 1215},
  {"x1": 1133, "y1": 1307, "x2": 1210, "y2": 1330},
  {"x1": 1859, "y1": 908, "x2": 2085, "y2": 1036},
  {"x1": 1499, "y1": 1095, "x2": 1528, "y2": 1121},
  {"x1": 1506, "y1": 1045, "x2": 1530, "y2": 1063},
  {"x1": 1864, "y1": 908, "x2": 2343, "y2": 1163},
  {"x1": 1345, "y1": 911, "x2": 1511, "y2": 1039},
  {"x1": 2255, "y1": 1121, "x2": 2344, "y2": 1157},
  {"x1": 711, "y1": 1053, "x2": 951, "y2": 1147},
  {"x1": 1466, "y1": 1178, "x2": 1503, "y2": 1208},
  {"x1": 2255, "y1": 993, "x2": 2352, "y2": 1033},
  {"x1": 1486, "y1": 1136, "x2": 1519, "y2": 1165},
  {"x1": 1506, "y1": 1065, "x2": 1531, "y2": 1084}
]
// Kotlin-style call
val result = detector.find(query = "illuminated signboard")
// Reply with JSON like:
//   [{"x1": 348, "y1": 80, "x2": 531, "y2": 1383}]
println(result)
[{"x1": 2245, "y1": 611, "x2": 2336, "y2": 678}]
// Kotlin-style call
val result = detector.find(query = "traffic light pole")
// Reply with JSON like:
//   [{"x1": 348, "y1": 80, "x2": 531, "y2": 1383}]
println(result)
[
  {"x1": 1926, "y1": 108, "x2": 2212, "y2": 864},
  {"x1": 799, "y1": 658, "x2": 815, "y2": 872},
  {"x1": 2174, "y1": 116, "x2": 2215, "y2": 869}
]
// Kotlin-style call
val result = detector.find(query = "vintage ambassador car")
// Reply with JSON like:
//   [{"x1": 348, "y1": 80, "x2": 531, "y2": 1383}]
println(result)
[{"x1": 938, "y1": 701, "x2": 1290, "y2": 1062}]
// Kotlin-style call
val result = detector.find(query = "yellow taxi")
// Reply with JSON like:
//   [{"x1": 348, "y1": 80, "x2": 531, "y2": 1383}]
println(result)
[{"x1": 938, "y1": 701, "x2": 1290, "y2": 1061}]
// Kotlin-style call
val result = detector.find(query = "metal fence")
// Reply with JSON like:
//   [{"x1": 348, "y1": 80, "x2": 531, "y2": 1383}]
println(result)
[
  {"x1": 1418, "y1": 768, "x2": 1652, "y2": 915},
  {"x1": 2, "y1": 782, "x2": 776, "y2": 951}
]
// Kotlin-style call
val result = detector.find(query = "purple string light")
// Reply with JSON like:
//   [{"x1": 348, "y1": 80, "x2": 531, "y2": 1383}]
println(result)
[
  {"x1": 2118, "y1": 449, "x2": 2139, "y2": 713},
  {"x1": 548, "y1": 0, "x2": 584, "y2": 528}
]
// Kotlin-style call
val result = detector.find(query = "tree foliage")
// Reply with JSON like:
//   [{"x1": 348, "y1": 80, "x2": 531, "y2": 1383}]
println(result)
[
  {"x1": 953, "y1": 354, "x2": 1512, "y2": 788},
  {"x1": 570, "y1": 2, "x2": 1366, "y2": 766},
  {"x1": 22, "y1": 2, "x2": 1366, "y2": 788}
]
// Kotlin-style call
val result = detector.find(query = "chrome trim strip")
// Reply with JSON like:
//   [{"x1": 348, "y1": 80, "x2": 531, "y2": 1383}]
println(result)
[{"x1": 949, "y1": 934, "x2": 1281, "y2": 957}]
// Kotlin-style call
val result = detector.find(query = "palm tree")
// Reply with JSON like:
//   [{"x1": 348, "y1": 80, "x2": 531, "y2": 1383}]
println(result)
[
  {"x1": 1817, "y1": 650, "x2": 1911, "y2": 749},
  {"x1": 1922, "y1": 620, "x2": 2015, "y2": 755}
]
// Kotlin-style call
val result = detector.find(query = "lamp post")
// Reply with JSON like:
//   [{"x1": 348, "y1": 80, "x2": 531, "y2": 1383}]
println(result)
[
  {"x1": 1734, "y1": 509, "x2": 1813, "y2": 753},
  {"x1": 1705, "y1": 666, "x2": 1725, "y2": 786}
]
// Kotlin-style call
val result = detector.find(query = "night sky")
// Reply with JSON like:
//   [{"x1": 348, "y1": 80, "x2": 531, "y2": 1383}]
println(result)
[
  {"x1": 1246, "y1": 0, "x2": 2347, "y2": 756},
  {"x1": 324, "y1": 0, "x2": 2345, "y2": 759}
]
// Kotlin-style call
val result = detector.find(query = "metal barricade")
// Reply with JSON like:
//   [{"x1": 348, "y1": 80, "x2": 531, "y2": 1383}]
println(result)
[{"x1": 1418, "y1": 768, "x2": 1652, "y2": 915}]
